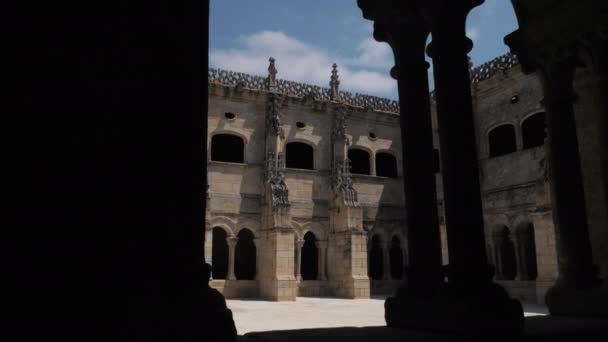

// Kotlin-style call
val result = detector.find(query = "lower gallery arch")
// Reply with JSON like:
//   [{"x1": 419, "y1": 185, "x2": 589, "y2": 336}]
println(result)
[
  {"x1": 389, "y1": 236, "x2": 404, "y2": 279},
  {"x1": 499, "y1": 227, "x2": 517, "y2": 280},
  {"x1": 235, "y1": 229, "x2": 256, "y2": 280},
  {"x1": 368, "y1": 235, "x2": 383, "y2": 280},
  {"x1": 521, "y1": 223, "x2": 538, "y2": 280},
  {"x1": 301, "y1": 232, "x2": 318, "y2": 280},
  {"x1": 212, "y1": 227, "x2": 229, "y2": 279}
]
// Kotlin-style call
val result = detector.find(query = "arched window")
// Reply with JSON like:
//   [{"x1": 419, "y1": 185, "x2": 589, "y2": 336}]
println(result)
[
  {"x1": 488, "y1": 124, "x2": 517, "y2": 158},
  {"x1": 348, "y1": 148, "x2": 370, "y2": 175},
  {"x1": 499, "y1": 227, "x2": 517, "y2": 280},
  {"x1": 368, "y1": 235, "x2": 383, "y2": 280},
  {"x1": 301, "y1": 232, "x2": 318, "y2": 280},
  {"x1": 376, "y1": 152, "x2": 398, "y2": 177},
  {"x1": 389, "y1": 236, "x2": 404, "y2": 279},
  {"x1": 211, "y1": 134, "x2": 244, "y2": 163},
  {"x1": 211, "y1": 227, "x2": 229, "y2": 279},
  {"x1": 522, "y1": 112, "x2": 546, "y2": 149},
  {"x1": 285, "y1": 142, "x2": 314, "y2": 170},
  {"x1": 433, "y1": 148, "x2": 441, "y2": 173},
  {"x1": 235, "y1": 229, "x2": 256, "y2": 280}
]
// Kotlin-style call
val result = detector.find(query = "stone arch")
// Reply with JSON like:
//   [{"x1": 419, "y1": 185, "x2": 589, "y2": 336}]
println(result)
[
  {"x1": 235, "y1": 228, "x2": 256, "y2": 280},
  {"x1": 521, "y1": 112, "x2": 546, "y2": 149},
  {"x1": 208, "y1": 216, "x2": 236, "y2": 237},
  {"x1": 493, "y1": 225, "x2": 517, "y2": 280},
  {"x1": 488, "y1": 124, "x2": 517, "y2": 158},
  {"x1": 376, "y1": 151, "x2": 398, "y2": 177},
  {"x1": 514, "y1": 222, "x2": 538, "y2": 280},
  {"x1": 301, "y1": 231, "x2": 319, "y2": 280},
  {"x1": 368, "y1": 234, "x2": 384, "y2": 280},
  {"x1": 285, "y1": 141, "x2": 315, "y2": 170},
  {"x1": 348, "y1": 147, "x2": 371, "y2": 175},
  {"x1": 210, "y1": 133, "x2": 246, "y2": 163},
  {"x1": 211, "y1": 227, "x2": 229, "y2": 279}
]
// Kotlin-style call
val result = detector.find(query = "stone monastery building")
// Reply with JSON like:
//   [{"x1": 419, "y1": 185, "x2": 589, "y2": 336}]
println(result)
[{"x1": 205, "y1": 54, "x2": 573, "y2": 304}]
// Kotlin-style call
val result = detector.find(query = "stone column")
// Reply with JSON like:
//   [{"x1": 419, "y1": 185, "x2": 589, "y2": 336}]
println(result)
[
  {"x1": 295, "y1": 240, "x2": 304, "y2": 281},
  {"x1": 316, "y1": 241, "x2": 328, "y2": 281},
  {"x1": 425, "y1": 1, "x2": 523, "y2": 335},
  {"x1": 490, "y1": 236, "x2": 504, "y2": 280},
  {"x1": 204, "y1": 228, "x2": 213, "y2": 275},
  {"x1": 382, "y1": 242, "x2": 391, "y2": 280},
  {"x1": 370, "y1": 153, "x2": 377, "y2": 176},
  {"x1": 512, "y1": 238, "x2": 525, "y2": 281},
  {"x1": 537, "y1": 56, "x2": 599, "y2": 313},
  {"x1": 227, "y1": 237, "x2": 237, "y2": 280},
  {"x1": 360, "y1": 1, "x2": 442, "y2": 297},
  {"x1": 253, "y1": 238, "x2": 259, "y2": 280}
]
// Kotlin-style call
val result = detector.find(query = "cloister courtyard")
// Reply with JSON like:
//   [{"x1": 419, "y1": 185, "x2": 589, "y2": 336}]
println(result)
[{"x1": 228, "y1": 297, "x2": 549, "y2": 334}]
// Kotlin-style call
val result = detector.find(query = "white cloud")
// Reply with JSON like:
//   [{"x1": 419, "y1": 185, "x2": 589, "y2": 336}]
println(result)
[
  {"x1": 467, "y1": 27, "x2": 481, "y2": 42},
  {"x1": 210, "y1": 31, "x2": 396, "y2": 97},
  {"x1": 350, "y1": 38, "x2": 393, "y2": 69}
]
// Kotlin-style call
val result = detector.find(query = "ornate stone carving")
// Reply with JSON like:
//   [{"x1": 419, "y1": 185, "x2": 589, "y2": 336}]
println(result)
[
  {"x1": 208, "y1": 66, "x2": 400, "y2": 113},
  {"x1": 267, "y1": 57, "x2": 278, "y2": 92},
  {"x1": 332, "y1": 104, "x2": 348, "y2": 142},
  {"x1": 329, "y1": 63, "x2": 340, "y2": 101},
  {"x1": 265, "y1": 151, "x2": 290, "y2": 209},
  {"x1": 470, "y1": 53, "x2": 520, "y2": 83},
  {"x1": 266, "y1": 92, "x2": 283, "y2": 136},
  {"x1": 331, "y1": 159, "x2": 359, "y2": 207}
]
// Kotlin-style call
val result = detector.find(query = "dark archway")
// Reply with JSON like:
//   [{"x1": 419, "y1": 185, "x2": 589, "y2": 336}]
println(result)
[
  {"x1": 301, "y1": 232, "x2": 318, "y2": 280},
  {"x1": 286, "y1": 142, "x2": 314, "y2": 170},
  {"x1": 499, "y1": 227, "x2": 517, "y2": 280},
  {"x1": 521, "y1": 223, "x2": 538, "y2": 280},
  {"x1": 349, "y1": 148, "x2": 371, "y2": 175},
  {"x1": 212, "y1": 227, "x2": 229, "y2": 279},
  {"x1": 389, "y1": 236, "x2": 404, "y2": 279},
  {"x1": 488, "y1": 124, "x2": 517, "y2": 158},
  {"x1": 376, "y1": 152, "x2": 398, "y2": 177},
  {"x1": 522, "y1": 112, "x2": 546, "y2": 149},
  {"x1": 368, "y1": 235, "x2": 383, "y2": 280},
  {"x1": 235, "y1": 229, "x2": 256, "y2": 280},
  {"x1": 211, "y1": 134, "x2": 244, "y2": 163}
]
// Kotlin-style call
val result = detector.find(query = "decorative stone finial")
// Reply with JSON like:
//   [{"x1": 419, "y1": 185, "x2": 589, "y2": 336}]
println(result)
[
  {"x1": 329, "y1": 63, "x2": 340, "y2": 101},
  {"x1": 268, "y1": 57, "x2": 278, "y2": 91}
]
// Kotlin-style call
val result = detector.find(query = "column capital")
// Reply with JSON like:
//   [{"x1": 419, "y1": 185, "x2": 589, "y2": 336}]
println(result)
[
  {"x1": 227, "y1": 237, "x2": 237, "y2": 247},
  {"x1": 296, "y1": 239, "x2": 305, "y2": 249}
]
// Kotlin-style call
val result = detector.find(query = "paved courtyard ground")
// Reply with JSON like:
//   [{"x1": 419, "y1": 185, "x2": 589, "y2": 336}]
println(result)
[{"x1": 228, "y1": 297, "x2": 549, "y2": 334}]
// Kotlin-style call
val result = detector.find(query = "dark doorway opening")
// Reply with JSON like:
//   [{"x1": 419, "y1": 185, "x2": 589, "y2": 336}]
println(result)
[
  {"x1": 286, "y1": 142, "x2": 314, "y2": 170},
  {"x1": 368, "y1": 235, "x2": 383, "y2": 280},
  {"x1": 522, "y1": 112, "x2": 546, "y2": 149},
  {"x1": 348, "y1": 149, "x2": 371, "y2": 175},
  {"x1": 499, "y1": 227, "x2": 517, "y2": 280},
  {"x1": 301, "y1": 232, "x2": 318, "y2": 280},
  {"x1": 212, "y1": 227, "x2": 229, "y2": 279},
  {"x1": 376, "y1": 152, "x2": 398, "y2": 177},
  {"x1": 211, "y1": 134, "x2": 244, "y2": 163},
  {"x1": 235, "y1": 229, "x2": 256, "y2": 280}
]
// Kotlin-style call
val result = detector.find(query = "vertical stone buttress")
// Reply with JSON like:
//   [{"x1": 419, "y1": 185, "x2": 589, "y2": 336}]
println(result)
[
  {"x1": 326, "y1": 64, "x2": 370, "y2": 298},
  {"x1": 258, "y1": 57, "x2": 297, "y2": 301}
]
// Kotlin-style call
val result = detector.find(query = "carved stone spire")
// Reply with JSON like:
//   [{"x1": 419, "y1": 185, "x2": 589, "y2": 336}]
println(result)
[
  {"x1": 329, "y1": 63, "x2": 340, "y2": 101},
  {"x1": 268, "y1": 57, "x2": 278, "y2": 92}
]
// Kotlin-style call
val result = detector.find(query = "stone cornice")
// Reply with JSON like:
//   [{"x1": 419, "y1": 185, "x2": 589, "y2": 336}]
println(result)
[{"x1": 208, "y1": 67, "x2": 400, "y2": 114}]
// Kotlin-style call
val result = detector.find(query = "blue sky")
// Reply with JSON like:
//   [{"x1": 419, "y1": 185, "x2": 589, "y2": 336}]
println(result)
[{"x1": 210, "y1": 0, "x2": 517, "y2": 99}]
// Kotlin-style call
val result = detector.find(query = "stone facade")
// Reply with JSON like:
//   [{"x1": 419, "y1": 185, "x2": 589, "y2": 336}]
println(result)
[{"x1": 204, "y1": 53, "x2": 595, "y2": 304}]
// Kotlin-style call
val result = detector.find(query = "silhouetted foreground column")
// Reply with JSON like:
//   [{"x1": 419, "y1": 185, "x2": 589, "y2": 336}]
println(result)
[
  {"x1": 506, "y1": 1, "x2": 608, "y2": 315},
  {"x1": 538, "y1": 57, "x2": 603, "y2": 315},
  {"x1": 359, "y1": 1, "x2": 524, "y2": 337},
  {"x1": 424, "y1": 1, "x2": 523, "y2": 335}
]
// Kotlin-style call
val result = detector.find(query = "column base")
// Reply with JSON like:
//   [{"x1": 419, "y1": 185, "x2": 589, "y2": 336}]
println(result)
[
  {"x1": 385, "y1": 283, "x2": 524, "y2": 336},
  {"x1": 546, "y1": 285, "x2": 608, "y2": 316}
]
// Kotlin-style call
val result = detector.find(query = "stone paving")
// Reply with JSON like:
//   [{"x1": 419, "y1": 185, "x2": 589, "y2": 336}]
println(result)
[{"x1": 228, "y1": 297, "x2": 549, "y2": 334}]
